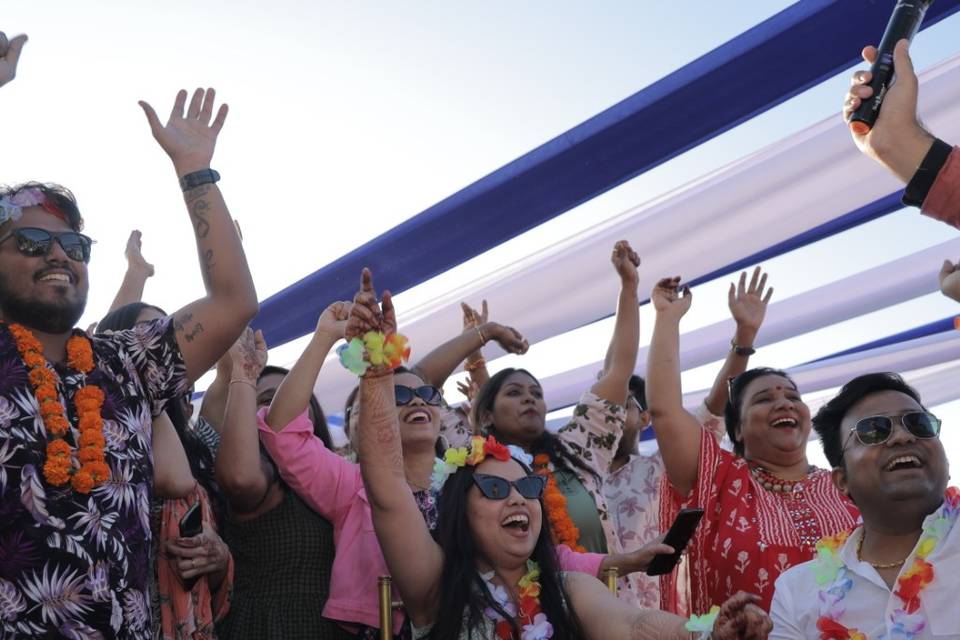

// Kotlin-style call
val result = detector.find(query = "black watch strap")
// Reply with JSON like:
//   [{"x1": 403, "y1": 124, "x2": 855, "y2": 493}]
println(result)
[
  {"x1": 902, "y1": 139, "x2": 953, "y2": 208},
  {"x1": 731, "y1": 340, "x2": 756, "y2": 357},
  {"x1": 180, "y1": 168, "x2": 221, "y2": 192}
]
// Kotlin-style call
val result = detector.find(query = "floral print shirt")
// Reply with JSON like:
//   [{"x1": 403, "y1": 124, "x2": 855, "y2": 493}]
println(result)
[{"x1": 0, "y1": 319, "x2": 188, "y2": 639}]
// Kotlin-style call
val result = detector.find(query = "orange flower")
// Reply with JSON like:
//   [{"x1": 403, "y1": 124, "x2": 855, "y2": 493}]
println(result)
[
  {"x1": 40, "y1": 399, "x2": 64, "y2": 419},
  {"x1": 35, "y1": 385, "x2": 58, "y2": 403},
  {"x1": 47, "y1": 439, "x2": 72, "y2": 458},
  {"x1": 534, "y1": 457, "x2": 585, "y2": 552},
  {"x1": 66, "y1": 335, "x2": 95, "y2": 373},
  {"x1": 22, "y1": 351, "x2": 45, "y2": 369},
  {"x1": 79, "y1": 430, "x2": 106, "y2": 448},
  {"x1": 43, "y1": 414, "x2": 70, "y2": 436},
  {"x1": 78, "y1": 447, "x2": 102, "y2": 463},
  {"x1": 71, "y1": 470, "x2": 95, "y2": 494},
  {"x1": 86, "y1": 461, "x2": 110, "y2": 482},
  {"x1": 78, "y1": 413, "x2": 103, "y2": 432},
  {"x1": 29, "y1": 368, "x2": 56, "y2": 387},
  {"x1": 43, "y1": 461, "x2": 71, "y2": 486}
]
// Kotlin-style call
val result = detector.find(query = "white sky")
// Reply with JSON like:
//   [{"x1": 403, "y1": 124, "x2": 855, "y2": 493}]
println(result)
[{"x1": 3, "y1": 1, "x2": 959, "y2": 472}]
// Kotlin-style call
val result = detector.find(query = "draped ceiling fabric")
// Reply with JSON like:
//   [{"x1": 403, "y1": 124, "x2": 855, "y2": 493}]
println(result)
[
  {"x1": 244, "y1": 1, "x2": 960, "y2": 416},
  {"x1": 252, "y1": 0, "x2": 960, "y2": 351},
  {"x1": 306, "y1": 56, "x2": 960, "y2": 412}
]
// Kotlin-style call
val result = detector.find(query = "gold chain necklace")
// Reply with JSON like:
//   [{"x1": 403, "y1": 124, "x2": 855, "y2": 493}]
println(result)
[{"x1": 856, "y1": 535, "x2": 908, "y2": 570}]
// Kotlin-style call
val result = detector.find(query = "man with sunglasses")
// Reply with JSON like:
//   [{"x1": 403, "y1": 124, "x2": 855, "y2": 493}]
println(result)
[
  {"x1": 769, "y1": 373, "x2": 955, "y2": 638},
  {"x1": 0, "y1": 34, "x2": 258, "y2": 638}
]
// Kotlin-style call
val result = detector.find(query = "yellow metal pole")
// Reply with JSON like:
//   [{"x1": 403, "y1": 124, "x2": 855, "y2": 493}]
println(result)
[{"x1": 379, "y1": 576, "x2": 393, "y2": 639}]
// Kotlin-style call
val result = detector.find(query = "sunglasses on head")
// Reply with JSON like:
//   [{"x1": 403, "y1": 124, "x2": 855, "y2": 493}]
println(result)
[
  {"x1": 473, "y1": 473, "x2": 546, "y2": 500},
  {"x1": 394, "y1": 385, "x2": 442, "y2": 407},
  {"x1": 0, "y1": 227, "x2": 94, "y2": 263},
  {"x1": 843, "y1": 411, "x2": 941, "y2": 449}
]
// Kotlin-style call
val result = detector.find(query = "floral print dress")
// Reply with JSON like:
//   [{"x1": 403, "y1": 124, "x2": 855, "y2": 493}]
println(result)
[{"x1": 0, "y1": 319, "x2": 188, "y2": 638}]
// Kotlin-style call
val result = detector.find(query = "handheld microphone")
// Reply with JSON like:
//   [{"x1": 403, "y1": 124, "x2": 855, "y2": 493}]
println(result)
[{"x1": 849, "y1": 0, "x2": 933, "y2": 135}]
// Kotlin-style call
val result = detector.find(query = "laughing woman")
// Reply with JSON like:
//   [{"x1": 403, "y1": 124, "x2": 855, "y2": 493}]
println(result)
[
  {"x1": 645, "y1": 276, "x2": 859, "y2": 614},
  {"x1": 353, "y1": 271, "x2": 773, "y2": 640}
]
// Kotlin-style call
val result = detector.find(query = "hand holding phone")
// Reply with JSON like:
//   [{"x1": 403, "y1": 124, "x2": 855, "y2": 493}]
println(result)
[
  {"x1": 177, "y1": 503, "x2": 203, "y2": 590},
  {"x1": 645, "y1": 507, "x2": 704, "y2": 576}
]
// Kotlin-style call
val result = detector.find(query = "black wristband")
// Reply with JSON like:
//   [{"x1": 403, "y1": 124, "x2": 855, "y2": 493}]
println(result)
[
  {"x1": 902, "y1": 139, "x2": 953, "y2": 208},
  {"x1": 180, "y1": 168, "x2": 221, "y2": 192},
  {"x1": 731, "y1": 340, "x2": 755, "y2": 357}
]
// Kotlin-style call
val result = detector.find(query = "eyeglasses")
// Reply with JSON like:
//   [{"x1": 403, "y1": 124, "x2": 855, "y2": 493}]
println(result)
[
  {"x1": 473, "y1": 473, "x2": 546, "y2": 500},
  {"x1": 394, "y1": 385, "x2": 442, "y2": 407},
  {"x1": 843, "y1": 411, "x2": 941, "y2": 449},
  {"x1": 0, "y1": 227, "x2": 94, "y2": 263}
]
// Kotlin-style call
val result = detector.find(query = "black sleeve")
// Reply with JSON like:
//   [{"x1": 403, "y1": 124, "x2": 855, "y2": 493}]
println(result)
[{"x1": 902, "y1": 138, "x2": 954, "y2": 208}]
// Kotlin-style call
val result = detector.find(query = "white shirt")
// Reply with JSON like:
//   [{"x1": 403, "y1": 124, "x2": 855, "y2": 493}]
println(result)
[{"x1": 770, "y1": 500, "x2": 960, "y2": 639}]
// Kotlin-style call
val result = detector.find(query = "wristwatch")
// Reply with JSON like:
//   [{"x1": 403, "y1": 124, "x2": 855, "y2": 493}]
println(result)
[
  {"x1": 179, "y1": 168, "x2": 221, "y2": 192},
  {"x1": 731, "y1": 340, "x2": 756, "y2": 357}
]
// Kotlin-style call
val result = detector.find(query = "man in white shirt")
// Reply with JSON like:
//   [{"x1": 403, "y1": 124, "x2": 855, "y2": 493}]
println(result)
[{"x1": 770, "y1": 373, "x2": 957, "y2": 639}]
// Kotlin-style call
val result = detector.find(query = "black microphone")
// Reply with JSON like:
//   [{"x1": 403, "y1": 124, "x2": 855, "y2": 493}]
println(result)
[{"x1": 849, "y1": 0, "x2": 934, "y2": 135}]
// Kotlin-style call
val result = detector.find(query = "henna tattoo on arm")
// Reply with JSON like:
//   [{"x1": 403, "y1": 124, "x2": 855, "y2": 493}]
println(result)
[{"x1": 360, "y1": 377, "x2": 403, "y2": 473}]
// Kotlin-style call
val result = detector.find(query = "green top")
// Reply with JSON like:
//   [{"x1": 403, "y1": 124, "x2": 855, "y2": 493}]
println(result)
[{"x1": 553, "y1": 469, "x2": 608, "y2": 554}]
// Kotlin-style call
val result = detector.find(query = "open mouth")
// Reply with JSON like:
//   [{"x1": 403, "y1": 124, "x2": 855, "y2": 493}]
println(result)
[
  {"x1": 404, "y1": 410, "x2": 431, "y2": 425},
  {"x1": 883, "y1": 455, "x2": 924, "y2": 472},
  {"x1": 501, "y1": 513, "x2": 530, "y2": 533},
  {"x1": 36, "y1": 271, "x2": 73, "y2": 285},
  {"x1": 769, "y1": 417, "x2": 798, "y2": 429},
  {"x1": 520, "y1": 409, "x2": 540, "y2": 418}
]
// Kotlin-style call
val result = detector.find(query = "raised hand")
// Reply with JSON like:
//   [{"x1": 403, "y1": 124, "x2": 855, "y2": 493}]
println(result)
[
  {"x1": 486, "y1": 323, "x2": 529, "y2": 354},
  {"x1": 711, "y1": 592, "x2": 772, "y2": 640},
  {"x1": 139, "y1": 88, "x2": 229, "y2": 175},
  {"x1": 842, "y1": 40, "x2": 934, "y2": 182},
  {"x1": 939, "y1": 259, "x2": 960, "y2": 303},
  {"x1": 651, "y1": 277, "x2": 692, "y2": 320},
  {"x1": 229, "y1": 327, "x2": 267, "y2": 383},
  {"x1": 346, "y1": 268, "x2": 384, "y2": 341},
  {"x1": 728, "y1": 266, "x2": 773, "y2": 332},
  {"x1": 0, "y1": 32, "x2": 27, "y2": 88},
  {"x1": 125, "y1": 230, "x2": 155, "y2": 278},
  {"x1": 610, "y1": 240, "x2": 640, "y2": 287},
  {"x1": 316, "y1": 301, "x2": 352, "y2": 339},
  {"x1": 461, "y1": 300, "x2": 488, "y2": 332},
  {"x1": 456, "y1": 376, "x2": 480, "y2": 403}
]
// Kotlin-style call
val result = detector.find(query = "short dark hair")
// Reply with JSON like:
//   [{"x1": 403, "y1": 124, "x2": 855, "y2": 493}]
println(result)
[
  {"x1": 812, "y1": 372, "x2": 924, "y2": 469},
  {"x1": 629, "y1": 375, "x2": 646, "y2": 411},
  {"x1": 258, "y1": 365, "x2": 332, "y2": 449},
  {"x1": 0, "y1": 182, "x2": 84, "y2": 232},
  {"x1": 724, "y1": 367, "x2": 796, "y2": 457}
]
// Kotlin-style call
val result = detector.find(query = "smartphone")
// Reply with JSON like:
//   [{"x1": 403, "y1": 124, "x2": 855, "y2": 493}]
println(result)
[
  {"x1": 179, "y1": 502, "x2": 203, "y2": 539},
  {"x1": 178, "y1": 503, "x2": 203, "y2": 591},
  {"x1": 645, "y1": 507, "x2": 705, "y2": 576}
]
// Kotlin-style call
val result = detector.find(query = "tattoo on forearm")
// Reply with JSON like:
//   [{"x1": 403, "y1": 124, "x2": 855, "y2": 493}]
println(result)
[
  {"x1": 173, "y1": 312, "x2": 193, "y2": 334},
  {"x1": 184, "y1": 185, "x2": 213, "y2": 239},
  {"x1": 361, "y1": 381, "x2": 403, "y2": 472},
  {"x1": 184, "y1": 323, "x2": 205, "y2": 343},
  {"x1": 203, "y1": 249, "x2": 215, "y2": 274}
]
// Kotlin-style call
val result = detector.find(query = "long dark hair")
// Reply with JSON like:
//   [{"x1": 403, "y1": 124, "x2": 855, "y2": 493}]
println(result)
[
  {"x1": 724, "y1": 367, "x2": 798, "y2": 457},
  {"x1": 429, "y1": 461, "x2": 585, "y2": 640},
  {"x1": 98, "y1": 302, "x2": 226, "y2": 523},
  {"x1": 472, "y1": 368, "x2": 599, "y2": 481}
]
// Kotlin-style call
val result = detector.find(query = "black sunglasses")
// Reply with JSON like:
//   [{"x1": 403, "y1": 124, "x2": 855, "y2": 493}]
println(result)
[
  {"x1": 394, "y1": 385, "x2": 442, "y2": 407},
  {"x1": 0, "y1": 227, "x2": 94, "y2": 263},
  {"x1": 473, "y1": 473, "x2": 546, "y2": 500},
  {"x1": 843, "y1": 411, "x2": 941, "y2": 449}
]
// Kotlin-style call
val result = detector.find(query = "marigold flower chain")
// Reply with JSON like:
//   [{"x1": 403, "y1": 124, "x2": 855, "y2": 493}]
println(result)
[
  {"x1": 532, "y1": 454, "x2": 586, "y2": 553},
  {"x1": 9, "y1": 324, "x2": 110, "y2": 493}
]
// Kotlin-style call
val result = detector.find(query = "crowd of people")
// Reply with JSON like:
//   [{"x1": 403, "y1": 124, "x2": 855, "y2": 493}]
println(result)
[{"x1": 0, "y1": 28, "x2": 959, "y2": 640}]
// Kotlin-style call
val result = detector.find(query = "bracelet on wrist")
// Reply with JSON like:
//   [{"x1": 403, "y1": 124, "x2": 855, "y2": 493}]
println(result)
[
  {"x1": 180, "y1": 168, "x2": 220, "y2": 192},
  {"x1": 476, "y1": 325, "x2": 487, "y2": 346},
  {"x1": 465, "y1": 358, "x2": 487, "y2": 373},
  {"x1": 730, "y1": 339, "x2": 756, "y2": 357},
  {"x1": 229, "y1": 378, "x2": 256, "y2": 389}
]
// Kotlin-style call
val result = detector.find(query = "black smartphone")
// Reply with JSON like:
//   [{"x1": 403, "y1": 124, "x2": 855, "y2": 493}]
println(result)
[
  {"x1": 178, "y1": 502, "x2": 203, "y2": 591},
  {"x1": 645, "y1": 507, "x2": 705, "y2": 576},
  {"x1": 179, "y1": 502, "x2": 202, "y2": 538}
]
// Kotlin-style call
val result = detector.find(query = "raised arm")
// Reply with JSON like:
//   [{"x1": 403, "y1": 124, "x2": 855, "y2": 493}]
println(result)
[
  {"x1": 214, "y1": 328, "x2": 273, "y2": 514},
  {"x1": 593, "y1": 240, "x2": 640, "y2": 405},
  {"x1": 645, "y1": 277, "x2": 701, "y2": 495},
  {"x1": 352, "y1": 269, "x2": 443, "y2": 625},
  {"x1": 0, "y1": 32, "x2": 27, "y2": 88},
  {"x1": 264, "y1": 301, "x2": 351, "y2": 431},
  {"x1": 702, "y1": 267, "x2": 772, "y2": 415},
  {"x1": 106, "y1": 231, "x2": 155, "y2": 313},
  {"x1": 139, "y1": 88, "x2": 258, "y2": 382},
  {"x1": 412, "y1": 300, "x2": 528, "y2": 389}
]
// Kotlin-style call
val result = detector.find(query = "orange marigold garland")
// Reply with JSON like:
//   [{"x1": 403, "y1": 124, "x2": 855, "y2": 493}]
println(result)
[
  {"x1": 9, "y1": 324, "x2": 110, "y2": 492},
  {"x1": 532, "y1": 454, "x2": 586, "y2": 553}
]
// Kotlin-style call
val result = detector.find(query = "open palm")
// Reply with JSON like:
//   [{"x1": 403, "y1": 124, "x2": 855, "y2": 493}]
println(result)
[
  {"x1": 139, "y1": 88, "x2": 228, "y2": 173},
  {"x1": 0, "y1": 33, "x2": 27, "y2": 88}
]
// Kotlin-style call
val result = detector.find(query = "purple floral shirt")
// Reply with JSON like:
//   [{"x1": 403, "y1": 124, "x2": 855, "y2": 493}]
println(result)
[{"x1": 0, "y1": 318, "x2": 188, "y2": 639}]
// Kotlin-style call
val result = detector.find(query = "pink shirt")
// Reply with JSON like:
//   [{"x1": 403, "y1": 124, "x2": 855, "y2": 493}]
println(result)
[{"x1": 257, "y1": 408, "x2": 603, "y2": 630}]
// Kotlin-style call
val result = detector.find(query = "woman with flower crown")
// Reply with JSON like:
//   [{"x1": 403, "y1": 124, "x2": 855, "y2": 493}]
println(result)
[{"x1": 352, "y1": 269, "x2": 773, "y2": 640}]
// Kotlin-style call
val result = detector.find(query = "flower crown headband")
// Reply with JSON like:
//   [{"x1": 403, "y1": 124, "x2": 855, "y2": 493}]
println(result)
[
  {"x1": 0, "y1": 187, "x2": 69, "y2": 228},
  {"x1": 430, "y1": 435, "x2": 534, "y2": 492}
]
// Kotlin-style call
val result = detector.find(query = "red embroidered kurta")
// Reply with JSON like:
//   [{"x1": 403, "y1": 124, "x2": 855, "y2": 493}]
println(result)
[{"x1": 659, "y1": 429, "x2": 859, "y2": 614}]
